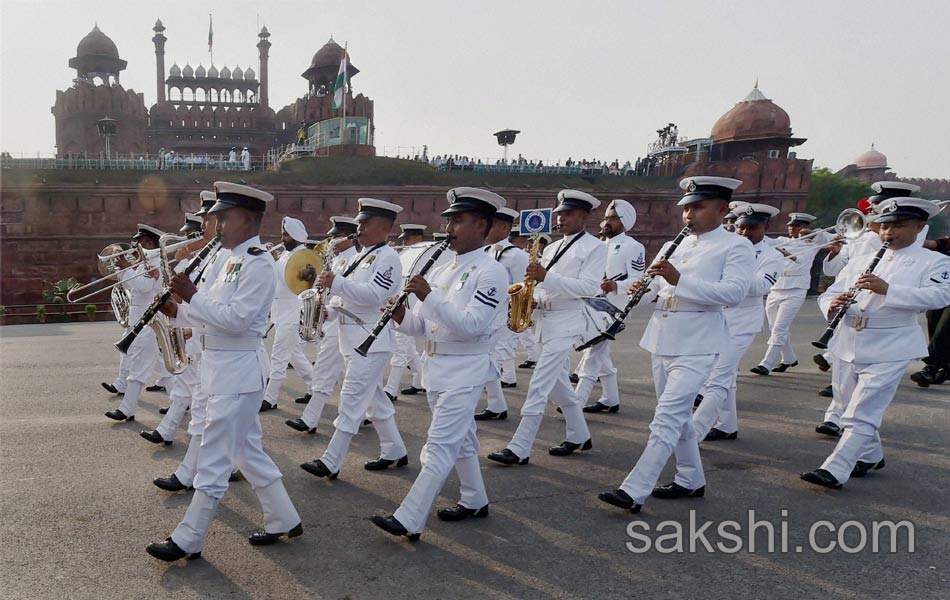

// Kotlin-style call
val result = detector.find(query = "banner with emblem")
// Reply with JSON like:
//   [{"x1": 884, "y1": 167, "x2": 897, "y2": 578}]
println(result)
[{"x1": 519, "y1": 208, "x2": 552, "y2": 236}]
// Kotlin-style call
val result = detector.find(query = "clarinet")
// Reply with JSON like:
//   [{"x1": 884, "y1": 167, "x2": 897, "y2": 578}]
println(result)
[
  {"x1": 575, "y1": 225, "x2": 692, "y2": 352},
  {"x1": 115, "y1": 236, "x2": 221, "y2": 354},
  {"x1": 812, "y1": 241, "x2": 890, "y2": 349},
  {"x1": 355, "y1": 240, "x2": 451, "y2": 357}
]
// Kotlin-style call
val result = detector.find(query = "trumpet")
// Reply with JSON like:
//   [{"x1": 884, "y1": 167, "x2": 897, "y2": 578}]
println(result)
[
  {"x1": 66, "y1": 235, "x2": 201, "y2": 303},
  {"x1": 779, "y1": 208, "x2": 867, "y2": 260}
]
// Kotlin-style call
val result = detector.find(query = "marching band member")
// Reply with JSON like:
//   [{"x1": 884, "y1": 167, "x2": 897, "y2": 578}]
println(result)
[
  {"x1": 286, "y1": 216, "x2": 360, "y2": 433},
  {"x1": 384, "y1": 224, "x2": 427, "y2": 401},
  {"x1": 487, "y1": 190, "x2": 605, "y2": 466},
  {"x1": 140, "y1": 212, "x2": 204, "y2": 445},
  {"x1": 300, "y1": 199, "x2": 409, "y2": 479},
  {"x1": 751, "y1": 212, "x2": 834, "y2": 375},
  {"x1": 598, "y1": 176, "x2": 753, "y2": 514},
  {"x1": 577, "y1": 199, "x2": 645, "y2": 414},
  {"x1": 147, "y1": 182, "x2": 302, "y2": 561},
  {"x1": 261, "y1": 217, "x2": 314, "y2": 411},
  {"x1": 802, "y1": 197, "x2": 950, "y2": 490},
  {"x1": 475, "y1": 205, "x2": 529, "y2": 420},
  {"x1": 692, "y1": 203, "x2": 784, "y2": 441},
  {"x1": 105, "y1": 224, "x2": 163, "y2": 422},
  {"x1": 371, "y1": 188, "x2": 508, "y2": 540}
]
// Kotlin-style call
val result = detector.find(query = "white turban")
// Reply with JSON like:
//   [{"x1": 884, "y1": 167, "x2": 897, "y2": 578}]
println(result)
[
  {"x1": 608, "y1": 199, "x2": 637, "y2": 231},
  {"x1": 282, "y1": 216, "x2": 308, "y2": 243}
]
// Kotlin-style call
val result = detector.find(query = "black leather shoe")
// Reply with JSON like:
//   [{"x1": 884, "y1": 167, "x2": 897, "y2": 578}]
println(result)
[
  {"x1": 598, "y1": 489, "x2": 642, "y2": 513},
  {"x1": 693, "y1": 393, "x2": 704, "y2": 408},
  {"x1": 437, "y1": 503, "x2": 489, "y2": 522},
  {"x1": 386, "y1": 392, "x2": 398, "y2": 403},
  {"x1": 750, "y1": 365, "x2": 770, "y2": 376},
  {"x1": 364, "y1": 455, "x2": 409, "y2": 471},
  {"x1": 158, "y1": 407, "x2": 169, "y2": 415},
  {"x1": 549, "y1": 439, "x2": 592, "y2": 456},
  {"x1": 401, "y1": 386, "x2": 425, "y2": 395},
  {"x1": 651, "y1": 482, "x2": 705, "y2": 499},
  {"x1": 146, "y1": 538, "x2": 200, "y2": 562},
  {"x1": 229, "y1": 470, "x2": 244, "y2": 482},
  {"x1": 260, "y1": 401, "x2": 277, "y2": 412},
  {"x1": 813, "y1": 354, "x2": 831, "y2": 372},
  {"x1": 295, "y1": 393, "x2": 312, "y2": 404},
  {"x1": 818, "y1": 385, "x2": 833, "y2": 397},
  {"x1": 140, "y1": 429, "x2": 172, "y2": 445},
  {"x1": 146, "y1": 385, "x2": 167, "y2": 393},
  {"x1": 801, "y1": 469, "x2": 842, "y2": 489},
  {"x1": 582, "y1": 402, "x2": 619, "y2": 413},
  {"x1": 518, "y1": 360, "x2": 536, "y2": 369},
  {"x1": 101, "y1": 382, "x2": 122, "y2": 395},
  {"x1": 153, "y1": 473, "x2": 192, "y2": 492},
  {"x1": 771, "y1": 361, "x2": 798, "y2": 373},
  {"x1": 300, "y1": 459, "x2": 338, "y2": 480},
  {"x1": 934, "y1": 367, "x2": 949, "y2": 385},
  {"x1": 370, "y1": 513, "x2": 420, "y2": 541},
  {"x1": 910, "y1": 365, "x2": 939, "y2": 388},
  {"x1": 501, "y1": 382, "x2": 517, "y2": 389},
  {"x1": 105, "y1": 409, "x2": 134, "y2": 421},
  {"x1": 285, "y1": 418, "x2": 316, "y2": 434},
  {"x1": 474, "y1": 409, "x2": 508, "y2": 421},
  {"x1": 248, "y1": 522, "x2": 303, "y2": 546},
  {"x1": 569, "y1": 373, "x2": 579, "y2": 384},
  {"x1": 487, "y1": 448, "x2": 529, "y2": 465},
  {"x1": 851, "y1": 459, "x2": 885, "y2": 478},
  {"x1": 815, "y1": 421, "x2": 841, "y2": 437},
  {"x1": 704, "y1": 428, "x2": 737, "y2": 441},
  {"x1": 362, "y1": 419, "x2": 373, "y2": 427}
]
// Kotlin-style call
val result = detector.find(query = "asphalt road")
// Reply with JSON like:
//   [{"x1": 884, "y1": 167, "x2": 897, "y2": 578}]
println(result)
[{"x1": 1, "y1": 303, "x2": 948, "y2": 600}]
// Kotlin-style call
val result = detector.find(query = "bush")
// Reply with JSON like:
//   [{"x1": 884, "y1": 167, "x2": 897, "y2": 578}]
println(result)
[
  {"x1": 85, "y1": 304, "x2": 97, "y2": 315},
  {"x1": 43, "y1": 278, "x2": 78, "y2": 304},
  {"x1": 36, "y1": 305, "x2": 47, "y2": 319}
]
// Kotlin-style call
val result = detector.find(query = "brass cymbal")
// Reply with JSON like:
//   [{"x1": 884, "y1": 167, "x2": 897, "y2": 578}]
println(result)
[{"x1": 284, "y1": 248, "x2": 326, "y2": 295}]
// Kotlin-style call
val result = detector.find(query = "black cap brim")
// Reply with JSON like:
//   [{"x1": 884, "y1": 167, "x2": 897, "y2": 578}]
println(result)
[
  {"x1": 735, "y1": 215, "x2": 769, "y2": 226},
  {"x1": 678, "y1": 192, "x2": 729, "y2": 206},
  {"x1": 875, "y1": 208, "x2": 929, "y2": 223},
  {"x1": 553, "y1": 198, "x2": 592, "y2": 213}
]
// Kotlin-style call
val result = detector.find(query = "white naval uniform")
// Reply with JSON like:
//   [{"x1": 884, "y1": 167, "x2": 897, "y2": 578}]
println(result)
[
  {"x1": 619, "y1": 226, "x2": 753, "y2": 504},
  {"x1": 299, "y1": 245, "x2": 358, "y2": 430},
  {"x1": 173, "y1": 248, "x2": 231, "y2": 487},
  {"x1": 391, "y1": 249, "x2": 507, "y2": 534},
  {"x1": 693, "y1": 240, "x2": 784, "y2": 438},
  {"x1": 574, "y1": 232, "x2": 645, "y2": 408},
  {"x1": 506, "y1": 231, "x2": 606, "y2": 459},
  {"x1": 759, "y1": 231, "x2": 835, "y2": 369},
  {"x1": 116, "y1": 262, "x2": 162, "y2": 417},
  {"x1": 170, "y1": 236, "x2": 299, "y2": 553},
  {"x1": 263, "y1": 245, "x2": 314, "y2": 406},
  {"x1": 384, "y1": 245, "x2": 426, "y2": 398},
  {"x1": 317, "y1": 243, "x2": 408, "y2": 473},
  {"x1": 482, "y1": 239, "x2": 530, "y2": 413},
  {"x1": 823, "y1": 230, "x2": 882, "y2": 278},
  {"x1": 153, "y1": 257, "x2": 198, "y2": 441},
  {"x1": 816, "y1": 244, "x2": 950, "y2": 485}
]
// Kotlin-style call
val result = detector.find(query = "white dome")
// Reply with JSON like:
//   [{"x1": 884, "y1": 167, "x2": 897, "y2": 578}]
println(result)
[
  {"x1": 207, "y1": 64, "x2": 219, "y2": 78},
  {"x1": 219, "y1": 65, "x2": 231, "y2": 79},
  {"x1": 244, "y1": 66, "x2": 256, "y2": 80},
  {"x1": 195, "y1": 64, "x2": 206, "y2": 78},
  {"x1": 182, "y1": 63, "x2": 194, "y2": 78},
  {"x1": 232, "y1": 65, "x2": 244, "y2": 80},
  {"x1": 169, "y1": 63, "x2": 181, "y2": 77}
]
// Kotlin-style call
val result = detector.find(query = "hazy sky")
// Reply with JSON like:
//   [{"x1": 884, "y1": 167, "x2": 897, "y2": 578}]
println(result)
[{"x1": 2, "y1": 0, "x2": 948, "y2": 178}]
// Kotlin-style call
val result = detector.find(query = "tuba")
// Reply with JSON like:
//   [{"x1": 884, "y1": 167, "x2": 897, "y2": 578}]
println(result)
[
  {"x1": 150, "y1": 233, "x2": 201, "y2": 374},
  {"x1": 296, "y1": 237, "x2": 347, "y2": 342},
  {"x1": 507, "y1": 234, "x2": 542, "y2": 332}
]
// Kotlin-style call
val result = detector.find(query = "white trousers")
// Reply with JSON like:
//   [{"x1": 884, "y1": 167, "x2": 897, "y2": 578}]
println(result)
[
  {"x1": 520, "y1": 329, "x2": 540, "y2": 362},
  {"x1": 385, "y1": 332, "x2": 423, "y2": 396},
  {"x1": 693, "y1": 332, "x2": 756, "y2": 438},
  {"x1": 394, "y1": 385, "x2": 488, "y2": 534},
  {"x1": 822, "y1": 356, "x2": 850, "y2": 425},
  {"x1": 761, "y1": 290, "x2": 806, "y2": 368},
  {"x1": 156, "y1": 359, "x2": 199, "y2": 440},
  {"x1": 301, "y1": 334, "x2": 345, "y2": 430},
  {"x1": 819, "y1": 358, "x2": 907, "y2": 484},
  {"x1": 174, "y1": 359, "x2": 208, "y2": 486},
  {"x1": 264, "y1": 322, "x2": 314, "y2": 404},
  {"x1": 112, "y1": 338, "x2": 129, "y2": 392},
  {"x1": 170, "y1": 390, "x2": 299, "y2": 553},
  {"x1": 320, "y1": 351, "x2": 406, "y2": 472},
  {"x1": 117, "y1": 327, "x2": 159, "y2": 417},
  {"x1": 482, "y1": 329, "x2": 518, "y2": 413},
  {"x1": 508, "y1": 335, "x2": 591, "y2": 459},
  {"x1": 574, "y1": 340, "x2": 620, "y2": 407},
  {"x1": 620, "y1": 353, "x2": 718, "y2": 504}
]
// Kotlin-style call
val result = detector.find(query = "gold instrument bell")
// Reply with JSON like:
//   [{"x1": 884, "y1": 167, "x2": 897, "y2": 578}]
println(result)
[{"x1": 284, "y1": 246, "x2": 328, "y2": 295}]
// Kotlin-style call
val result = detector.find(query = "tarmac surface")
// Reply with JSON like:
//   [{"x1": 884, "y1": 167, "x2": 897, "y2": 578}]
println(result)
[{"x1": 1, "y1": 303, "x2": 948, "y2": 600}]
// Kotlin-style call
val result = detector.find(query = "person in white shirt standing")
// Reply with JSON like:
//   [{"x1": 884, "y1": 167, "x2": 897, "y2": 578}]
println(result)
[
  {"x1": 692, "y1": 202, "x2": 784, "y2": 441},
  {"x1": 802, "y1": 197, "x2": 950, "y2": 490},
  {"x1": 371, "y1": 187, "x2": 508, "y2": 541},
  {"x1": 599, "y1": 176, "x2": 753, "y2": 514},
  {"x1": 475, "y1": 205, "x2": 529, "y2": 421},
  {"x1": 261, "y1": 217, "x2": 314, "y2": 411},
  {"x1": 577, "y1": 199, "x2": 645, "y2": 414},
  {"x1": 487, "y1": 190, "x2": 605, "y2": 466},
  {"x1": 384, "y1": 224, "x2": 427, "y2": 401}
]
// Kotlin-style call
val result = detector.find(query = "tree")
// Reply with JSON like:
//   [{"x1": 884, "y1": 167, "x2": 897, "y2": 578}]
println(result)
[{"x1": 806, "y1": 168, "x2": 872, "y2": 224}]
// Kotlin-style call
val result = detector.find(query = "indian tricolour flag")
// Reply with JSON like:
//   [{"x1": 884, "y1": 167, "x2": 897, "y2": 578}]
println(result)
[{"x1": 332, "y1": 47, "x2": 348, "y2": 110}]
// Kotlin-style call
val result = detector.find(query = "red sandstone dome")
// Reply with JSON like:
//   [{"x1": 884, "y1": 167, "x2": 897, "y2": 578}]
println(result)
[
  {"x1": 69, "y1": 24, "x2": 127, "y2": 76},
  {"x1": 710, "y1": 84, "x2": 793, "y2": 143},
  {"x1": 76, "y1": 24, "x2": 120, "y2": 59},
  {"x1": 302, "y1": 38, "x2": 359, "y2": 83},
  {"x1": 854, "y1": 146, "x2": 887, "y2": 169}
]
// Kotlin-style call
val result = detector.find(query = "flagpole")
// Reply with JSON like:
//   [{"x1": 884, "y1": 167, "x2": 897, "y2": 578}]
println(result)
[
  {"x1": 208, "y1": 14, "x2": 213, "y2": 66},
  {"x1": 341, "y1": 43, "x2": 347, "y2": 146}
]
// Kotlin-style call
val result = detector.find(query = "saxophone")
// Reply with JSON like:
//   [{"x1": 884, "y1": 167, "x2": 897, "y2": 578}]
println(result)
[
  {"x1": 507, "y1": 234, "x2": 541, "y2": 332},
  {"x1": 150, "y1": 233, "x2": 197, "y2": 374},
  {"x1": 298, "y1": 235, "x2": 353, "y2": 342}
]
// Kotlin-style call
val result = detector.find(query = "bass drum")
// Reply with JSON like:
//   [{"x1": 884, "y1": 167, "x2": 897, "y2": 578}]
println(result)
[{"x1": 398, "y1": 241, "x2": 455, "y2": 308}]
